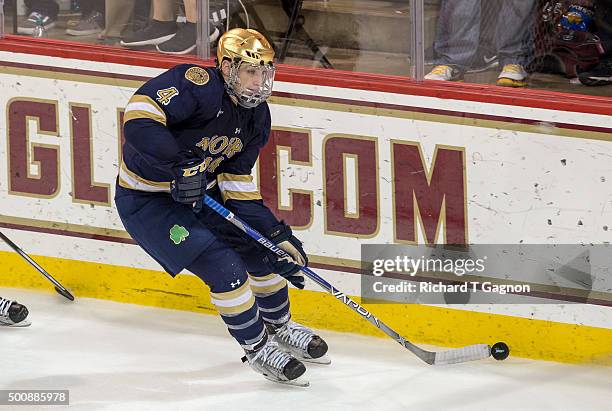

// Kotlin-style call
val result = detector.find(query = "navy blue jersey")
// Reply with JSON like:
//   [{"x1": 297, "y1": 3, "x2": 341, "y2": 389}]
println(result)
[{"x1": 119, "y1": 64, "x2": 279, "y2": 235}]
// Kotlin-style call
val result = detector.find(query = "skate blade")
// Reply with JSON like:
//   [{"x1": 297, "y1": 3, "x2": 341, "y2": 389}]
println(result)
[
  {"x1": 264, "y1": 374, "x2": 310, "y2": 387},
  {"x1": 300, "y1": 354, "x2": 331, "y2": 365},
  {"x1": 0, "y1": 319, "x2": 31, "y2": 327}
]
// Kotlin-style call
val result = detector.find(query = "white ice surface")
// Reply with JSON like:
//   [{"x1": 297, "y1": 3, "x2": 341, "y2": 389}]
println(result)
[{"x1": 1, "y1": 287, "x2": 611, "y2": 411}]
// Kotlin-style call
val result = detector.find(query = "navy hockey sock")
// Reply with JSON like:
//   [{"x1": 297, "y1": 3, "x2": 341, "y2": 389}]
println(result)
[
  {"x1": 248, "y1": 274, "x2": 291, "y2": 326},
  {"x1": 187, "y1": 241, "x2": 266, "y2": 349}
]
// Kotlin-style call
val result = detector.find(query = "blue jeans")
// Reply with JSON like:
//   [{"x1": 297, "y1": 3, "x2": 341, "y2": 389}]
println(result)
[{"x1": 433, "y1": 0, "x2": 535, "y2": 70}]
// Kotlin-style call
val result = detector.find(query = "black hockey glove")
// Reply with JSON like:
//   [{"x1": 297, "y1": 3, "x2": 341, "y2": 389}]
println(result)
[
  {"x1": 264, "y1": 222, "x2": 308, "y2": 289},
  {"x1": 170, "y1": 154, "x2": 207, "y2": 212}
]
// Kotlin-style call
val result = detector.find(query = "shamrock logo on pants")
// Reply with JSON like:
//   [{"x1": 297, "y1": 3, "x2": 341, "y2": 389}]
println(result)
[{"x1": 169, "y1": 224, "x2": 190, "y2": 245}]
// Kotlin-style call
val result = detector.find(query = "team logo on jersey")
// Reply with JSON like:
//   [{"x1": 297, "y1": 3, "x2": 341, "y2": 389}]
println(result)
[
  {"x1": 169, "y1": 224, "x2": 190, "y2": 245},
  {"x1": 185, "y1": 66, "x2": 209, "y2": 86},
  {"x1": 193, "y1": 136, "x2": 244, "y2": 173}
]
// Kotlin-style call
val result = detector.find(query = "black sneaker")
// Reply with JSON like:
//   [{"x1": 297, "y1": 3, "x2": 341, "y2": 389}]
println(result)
[
  {"x1": 578, "y1": 60, "x2": 612, "y2": 86},
  {"x1": 18, "y1": 12, "x2": 56, "y2": 35},
  {"x1": 120, "y1": 15, "x2": 149, "y2": 40},
  {"x1": 120, "y1": 19, "x2": 177, "y2": 47},
  {"x1": 156, "y1": 23, "x2": 220, "y2": 55}
]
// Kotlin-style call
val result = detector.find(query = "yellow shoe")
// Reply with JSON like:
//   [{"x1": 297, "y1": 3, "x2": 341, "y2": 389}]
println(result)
[
  {"x1": 497, "y1": 64, "x2": 528, "y2": 87},
  {"x1": 425, "y1": 65, "x2": 464, "y2": 81}
]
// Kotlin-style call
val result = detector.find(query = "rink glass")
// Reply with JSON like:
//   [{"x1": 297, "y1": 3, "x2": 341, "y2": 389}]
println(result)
[{"x1": 0, "y1": 1, "x2": 607, "y2": 95}]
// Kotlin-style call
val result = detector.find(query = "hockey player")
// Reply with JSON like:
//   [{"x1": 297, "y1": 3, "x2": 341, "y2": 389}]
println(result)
[
  {"x1": 0, "y1": 297, "x2": 30, "y2": 327},
  {"x1": 115, "y1": 28, "x2": 328, "y2": 386}
]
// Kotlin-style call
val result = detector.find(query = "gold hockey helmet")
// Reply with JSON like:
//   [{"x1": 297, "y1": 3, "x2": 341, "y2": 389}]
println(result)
[
  {"x1": 217, "y1": 28, "x2": 275, "y2": 66},
  {"x1": 217, "y1": 28, "x2": 276, "y2": 108}
]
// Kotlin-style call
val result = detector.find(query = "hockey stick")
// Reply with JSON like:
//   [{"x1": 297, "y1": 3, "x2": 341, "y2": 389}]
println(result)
[
  {"x1": 204, "y1": 195, "x2": 490, "y2": 365},
  {"x1": 0, "y1": 231, "x2": 75, "y2": 301}
]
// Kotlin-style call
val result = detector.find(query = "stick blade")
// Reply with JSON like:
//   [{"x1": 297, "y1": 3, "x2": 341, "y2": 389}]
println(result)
[
  {"x1": 55, "y1": 287, "x2": 75, "y2": 301},
  {"x1": 433, "y1": 344, "x2": 491, "y2": 365}
]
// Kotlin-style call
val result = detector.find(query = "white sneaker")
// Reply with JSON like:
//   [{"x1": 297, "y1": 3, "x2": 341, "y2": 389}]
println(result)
[
  {"x1": 17, "y1": 12, "x2": 56, "y2": 35},
  {"x1": 424, "y1": 65, "x2": 464, "y2": 81},
  {"x1": 497, "y1": 64, "x2": 528, "y2": 87}
]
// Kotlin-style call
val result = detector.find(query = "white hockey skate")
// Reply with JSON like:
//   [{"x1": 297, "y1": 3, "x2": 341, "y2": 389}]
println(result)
[
  {"x1": 243, "y1": 338, "x2": 309, "y2": 387},
  {"x1": 0, "y1": 297, "x2": 31, "y2": 327},
  {"x1": 268, "y1": 320, "x2": 331, "y2": 365}
]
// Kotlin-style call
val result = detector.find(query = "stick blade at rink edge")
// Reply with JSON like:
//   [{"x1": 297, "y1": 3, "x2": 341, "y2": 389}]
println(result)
[{"x1": 0, "y1": 231, "x2": 75, "y2": 302}]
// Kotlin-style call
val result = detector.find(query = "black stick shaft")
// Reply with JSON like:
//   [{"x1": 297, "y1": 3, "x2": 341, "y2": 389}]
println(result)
[{"x1": 0, "y1": 231, "x2": 74, "y2": 301}]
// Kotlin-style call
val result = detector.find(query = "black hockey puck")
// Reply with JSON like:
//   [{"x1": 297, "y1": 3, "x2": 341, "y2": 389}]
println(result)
[{"x1": 491, "y1": 342, "x2": 510, "y2": 360}]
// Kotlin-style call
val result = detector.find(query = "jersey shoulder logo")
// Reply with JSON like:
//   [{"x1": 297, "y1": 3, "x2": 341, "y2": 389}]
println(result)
[{"x1": 185, "y1": 66, "x2": 210, "y2": 86}]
